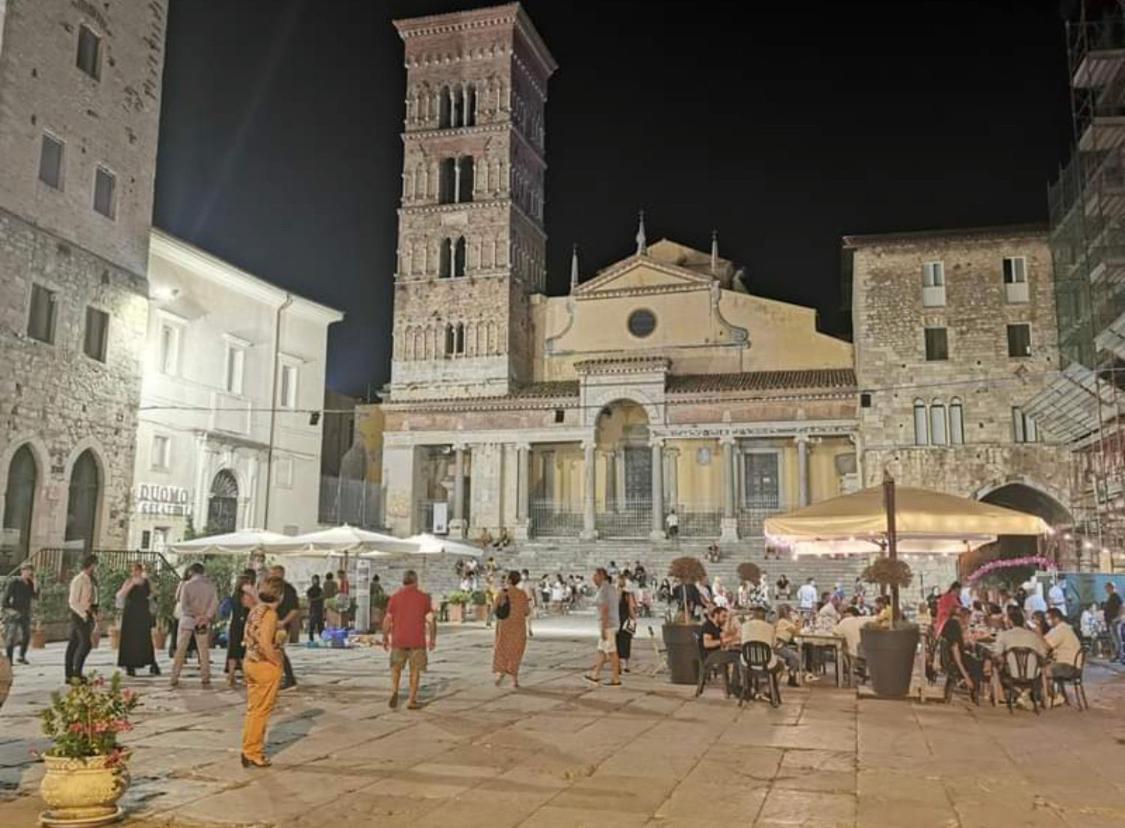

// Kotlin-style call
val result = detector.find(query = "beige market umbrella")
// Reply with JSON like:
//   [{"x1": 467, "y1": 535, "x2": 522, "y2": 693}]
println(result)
[
  {"x1": 278, "y1": 525, "x2": 411, "y2": 557},
  {"x1": 764, "y1": 485, "x2": 1049, "y2": 556},
  {"x1": 169, "y1": 529, "x2": 296, "y2": 556}
]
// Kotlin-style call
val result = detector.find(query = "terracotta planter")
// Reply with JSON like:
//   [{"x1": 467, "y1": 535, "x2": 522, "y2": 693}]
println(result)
[
  {"x1": 39, "y1": 751, "x2": 131, "y2": 827},
  {"x1": 151, "y1": 629, "x2": 167, "y2": 652},
  {"x1": 473, "y1": 604, "x2": 488, "y2": 622},
  {"x1": 861, "y1": 624, "x2": 920, "y2": 698},
  {"x1": 448, "y1": 603, "x2": 464, "y2": 624},
  {"x1": 108, "y1": 627, "x2": 120, "y2": 651},
  {"x1": 31, "y1": 627, "x2": 48, "y2": 649}
]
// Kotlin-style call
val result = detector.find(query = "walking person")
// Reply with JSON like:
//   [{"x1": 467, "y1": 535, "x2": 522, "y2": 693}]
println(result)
[
  {"x1": 170, "y1": 562, "x2": 218, "y2": 688},
  {"x1": 240, "y1": 576, "x2": 285, "y2": 768},
  {"x1": 65, "y1": 555, "x2": 98, "y2": 683},
  {"x1": 615, "y1": 573, "x2": 637, "y2": 674},
  {"x1": 383, "y1": 570, "x2": 436, "y2": 710},
  {"x1": 306, "y1": 575, "x2": 325, "y2": 642},
  {"x1": 269, "y1": 565, "x2": 300, "y2": 690},
  {"x1": 3, "y1": 562, "x2": 37, "y2": 665},
  {"x1": 493, "y1": 570, "x2": 530, "y2": 688},
  {"x1": 116, "y1": 563, "x2": 160, "y2": 677},
  {"x1": 583, "y1": 567, "x2": 621, "y2": 687},
  {"x1": 225, "y1": 571, "x2": 256, "y2": 687},
  {"x1": 520, "y1": 569, "x2": 536, "y2": 639}
]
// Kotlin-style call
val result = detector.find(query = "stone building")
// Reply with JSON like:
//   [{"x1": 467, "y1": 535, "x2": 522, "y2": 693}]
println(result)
[
  {"x1": 0, "y1": 1, "x2": 167, "y2": 567},
  {"x1": 383, "y1": 5, "x2": 861, "y2": 551},
  {"x1": 845, "y1": 225, "x2": 1074, "y2": 573},
  {"x1": 131, "y1": 231, "x2": 342, "y2": 550}
]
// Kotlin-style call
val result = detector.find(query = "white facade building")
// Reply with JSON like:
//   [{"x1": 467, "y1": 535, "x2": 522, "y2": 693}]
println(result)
[{"x1": 130, "y1": 230, "x2": 342, "y2": 550}]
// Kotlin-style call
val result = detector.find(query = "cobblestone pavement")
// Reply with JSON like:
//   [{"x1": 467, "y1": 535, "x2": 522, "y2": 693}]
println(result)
[{"x1": 2, "y1": 614, "x2": 1125, "y2": 827}]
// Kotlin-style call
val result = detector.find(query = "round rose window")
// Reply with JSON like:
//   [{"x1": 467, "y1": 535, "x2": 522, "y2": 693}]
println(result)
[{"x1": 627, "y1": 309, "x2": 656, "y2": 338}]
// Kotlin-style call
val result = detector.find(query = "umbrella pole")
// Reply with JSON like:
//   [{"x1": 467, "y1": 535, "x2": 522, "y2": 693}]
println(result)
[{"x1": 883, "y1": 470, "x2": 898, "y2": 629}]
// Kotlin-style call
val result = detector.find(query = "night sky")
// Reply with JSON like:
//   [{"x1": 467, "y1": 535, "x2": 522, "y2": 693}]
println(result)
[{"x1": 154, "y1": 0, "x2": 1075, "y2": 398}]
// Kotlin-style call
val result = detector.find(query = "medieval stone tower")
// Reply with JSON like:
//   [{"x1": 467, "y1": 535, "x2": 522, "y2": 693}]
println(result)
[{"x1": 391, "y1": 3, "x2": 556, "y2": 400}]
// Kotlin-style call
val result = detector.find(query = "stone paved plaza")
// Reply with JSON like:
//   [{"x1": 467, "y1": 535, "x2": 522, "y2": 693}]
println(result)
[{"x1": 2, "y1": 613, "x2": 1125, "y2": 828}]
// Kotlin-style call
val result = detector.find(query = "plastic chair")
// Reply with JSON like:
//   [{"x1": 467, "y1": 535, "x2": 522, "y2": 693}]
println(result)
[
  {"x1": 693, "y1": 633, "x2": 737, "y2": 697},
  {"x1": 646, "y1": 625, "x2": 667, "y2": 676},
  {"x1": 1000, "y1": 647, "x2": 1044, "y2": 714},
  {"x1": 1051, "y1": 647, "x2": 1089, "y2": 711},
  {"x1": 739, "y1": 641, "x2": 781, "y2": 707}
]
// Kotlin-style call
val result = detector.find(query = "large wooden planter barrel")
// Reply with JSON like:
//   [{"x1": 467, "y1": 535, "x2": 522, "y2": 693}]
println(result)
[
  {"x1": 662, "y1": 623, "x2": 701, "y2": 685},
  {"x1": 861, "y1": 624, "x2": 919, "y2": 698}
]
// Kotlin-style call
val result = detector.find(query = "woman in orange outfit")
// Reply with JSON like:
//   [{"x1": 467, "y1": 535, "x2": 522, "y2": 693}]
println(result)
[{"x1": 240, "y1": 576, "x2": 284, "y2": 768}]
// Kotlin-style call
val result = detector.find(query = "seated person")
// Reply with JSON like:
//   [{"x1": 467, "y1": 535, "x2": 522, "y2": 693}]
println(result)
[
  {"x1": 1044, "y1": 608, "x2": 1082, "y2": 684},
  {"x1": 740, "y1": 605, "x2": 785, "y2": 687},
  {"x1": 833, "y1": 606, "x2": 869, "y2": 661},
  {"x1": 869, "y1": 595, "x2": 892, "y2": 628},
  {"x1": 700, "y1": 606, "x2": 740, "y2": 693},
  {"x1": 773, "y1": 605, "x2": 802, "y2": 686},
  {"x1": 941, "y1": 606, "x2": 985, "y2": 693},
  {"x1": 991, "y1": 605, "x2": 1048, "y2": 704},
  {"x1": 814, "y1": 593, "x2": 840, "y2": 631}
]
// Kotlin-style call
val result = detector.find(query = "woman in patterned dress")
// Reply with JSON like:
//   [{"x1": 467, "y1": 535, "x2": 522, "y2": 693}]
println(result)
[
  {"x1": 240, "y1": 576, "x2": 284, "y2": 768},
  {"x1": 492, "y1": 570, "x2": 530, "y2": 688}
]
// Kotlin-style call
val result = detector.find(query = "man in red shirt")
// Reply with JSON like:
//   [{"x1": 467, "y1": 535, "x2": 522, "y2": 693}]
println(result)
[{"x1": 383, "y1": 570, "x2": 435, "y2": 710}]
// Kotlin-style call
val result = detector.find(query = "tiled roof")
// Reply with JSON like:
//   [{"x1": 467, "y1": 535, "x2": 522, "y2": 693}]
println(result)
[
  {"x1": 667, "y1": 369, "x2": 857, "y2": 394},
  {"x1": 508, "y1": 381, "x2": 580, "y2": 399}
]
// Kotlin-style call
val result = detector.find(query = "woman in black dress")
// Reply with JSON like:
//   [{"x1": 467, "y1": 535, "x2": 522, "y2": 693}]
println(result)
[
  {"x1": 614, "y1": 574, "x2": 637, "y2": 674},
  {"x1": 117, "y1": 563, "x2": 160, "y2": 677},
  {"x1": 225, "y1": 570, "x2": 257, "y2": 687}
]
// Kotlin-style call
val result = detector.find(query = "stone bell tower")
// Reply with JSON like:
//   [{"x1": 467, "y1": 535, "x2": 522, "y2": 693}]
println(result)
[{"x1": 390, "y1": 3, "x2": 556, "y2": 400}]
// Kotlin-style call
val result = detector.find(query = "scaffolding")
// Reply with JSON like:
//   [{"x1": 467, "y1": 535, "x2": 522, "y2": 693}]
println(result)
[{"x1": 1042, "y1": 2, "x2": 1125, "y2": 570}]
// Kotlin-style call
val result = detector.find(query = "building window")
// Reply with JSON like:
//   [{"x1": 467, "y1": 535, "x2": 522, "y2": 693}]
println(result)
[
  {"x1": 913, "y1": 399, "x2": 928, "y2": 445},
  {"x1": 151, "y1": 434, "x2": 171, "y2": 470},
  {"x1": 159, "y1": 322, "x2": 181, "y2": 375},
  {"x1": 1007, "y1": 323, "x2": 1031, "y2": 358},
  {"x1": 743, "y1": 451, "x2": 781, "y2": 509},
  {"x1": 921, "y1": 261, "x2": 946, "y2": 307},
  {"x1": 83, "y1": 306, "x2": 109, "y2": 362},
  {"x1": 140, "y1": 530, "x2": 151, "y2": 550},
  {"x1": 457, "y1": 156, "x2": 474, "y2": 202},
  {"x1": 27, "y1": 284, "x2": 58, "y2": 344},
  {"x1": 224, "y1": 344, "x2": 245, "y2": 394},
  {"x1": 454, "y1": 236, "x2": 467, "y2": 277},
  {"x1": 1002, "y1": 257, "x2": 1027, "y2": 284},
  {"x1": 279, "y1": 364, "x2": 298, "y2": 409},
  {"x1": 628, "y1": 309, "x2": 657, "y2": 338},
  {"x1": 924, "y1": 327, "x2": 948, "y2": 361},
  {"x1": 93, "y1": 166, "x2": 116, "y2": 218},
  {"x1": 930, "y1": 400, "x2": 948, "y2": 446},
  {"x1": 1012, "y1": 407, "x2": 1038, "y2": 443},
  {"x1": 439, "y1": 85, "x2": 452, "y2": 128},
  {"x1": 38, "y1": 134, "x2": 64, "y2": 189},
  {"x1": 76, "y1": 25, "x2": 101, "y2": 79},
  {"x1": 949, "y1": 397, "x2": 964, "y2": 445},
  {"x1": 438, "y1": 158, "x2": 456, "y2": 203}
]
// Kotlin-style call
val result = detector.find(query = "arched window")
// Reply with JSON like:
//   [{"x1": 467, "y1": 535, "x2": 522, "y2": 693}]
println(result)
[
  {"x1": 206, "y1": 469, "x2": 238, "y2": 534},
  {"x1": 65, "y1": 450, "x2": 100, "y2": 554},
  {"x1": 930, "y1": 400, "x2": 948, "y2": 446},
  {"x1": 455, "y1": 322, "x2": 465, "y2": 355},
  {"x1": 464, "y1": 84, "x2": 476, "y2": 126},
  {"x1": 438, "y1": 85, "x2": 452, "y2": 128},
  {"x1": 3, "y1": 445, "x2": 38, "y2": 562},
  {"x1": 444, "y1": 324, "x2": 455, "y2": 357},
  {"x1": 439, "y1": 238, "x2": 452, "y2": 278},
  {"x1": 454, "y1": 236, "x2": 466, "y2": 277},
  {"x1": 950, "y1": 397, "x2": 964, "y2": 445},
  {"x1": 913, "y1": 399, "x2": 928, "y2": 446},
  {"x1": 457, "y1": 155, "x2": 474, "y2": 203},
  {"x1": 438, "y1": 157, "x2": 456, "y2": 204}
]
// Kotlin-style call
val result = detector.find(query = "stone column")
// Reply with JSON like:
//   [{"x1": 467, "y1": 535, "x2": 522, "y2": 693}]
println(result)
[
  {"x1": 580, "y1": 440, "x2": 597, "y2": 540},
  {"x1": 650, "y1": 439, "x2": 665, "y2": 540},
  {"x1": 604, "y1": 450, "x2": 616, "y2": 511},
  {"x1": 720, "y1": 436, "x2": 739, "y2": 542},
  {"x1": 515, "y1": 443, "x2": 531, "y2": 540},
  {"x1": 666, "y1": 447, "x2": 680, "y2": 512},
  {"x1": 797, "y1": 435, "x2": 810, "y2": 507},
  {"x1": 614, "y1": 447, "x2": 626, "y2": 512},
  {"x1": 450, "y1": 444, "x2": 466, "y2": 537}
]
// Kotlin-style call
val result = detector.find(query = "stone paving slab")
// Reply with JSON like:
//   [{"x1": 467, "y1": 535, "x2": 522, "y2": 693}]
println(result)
[{"x1": 1, "y1": 613, "x2": 1124, "y2": 827}]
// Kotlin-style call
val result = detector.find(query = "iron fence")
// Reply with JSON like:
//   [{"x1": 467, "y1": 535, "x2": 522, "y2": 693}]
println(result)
[
  {"x1": 670, "y1": 504, "x2": 722, "y2": 538},
  {"x1": 596, "y1": 499, "x2": 654, "y2": 538},
  {"x1": 529, "y1": 499, "x2": 582, "y2": 537}
]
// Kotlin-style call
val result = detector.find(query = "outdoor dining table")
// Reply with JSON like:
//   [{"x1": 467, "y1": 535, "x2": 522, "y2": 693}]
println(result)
[{"x1": 795, "y1": 632, "x2": 844, "y2": 687}]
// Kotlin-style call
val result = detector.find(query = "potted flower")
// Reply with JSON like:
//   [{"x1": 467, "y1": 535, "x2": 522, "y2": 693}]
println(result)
[
  {"x1": 37, "y1": 672, "x2": 140, "y2": 827},
  {"x1": 470, "y1": 590, "x2": 489, "y2": 622},
  {"x1": 858, "y1": 556, "x2": 919, "y2": 697},
  {"x1": 445, "y1": 590, "x2": 469, "y2": 624},
  {"x1": 661, "y1": 557, "x2": 707, "y2": 685}
]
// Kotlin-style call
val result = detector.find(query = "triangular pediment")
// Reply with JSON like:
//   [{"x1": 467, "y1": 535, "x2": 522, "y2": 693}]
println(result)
[{"x1": 575, "y1": 254, "x2": 715, "y2": 298}]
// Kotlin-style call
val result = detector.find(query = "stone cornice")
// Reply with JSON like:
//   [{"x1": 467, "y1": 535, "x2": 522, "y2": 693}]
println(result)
[
  {"x1": 398, "y1": 199, "x2": 546, "y2": 237},
  {"x1": 575, "y1": 281, "x2": 710, "y2": 301},
  {"x1": 574, "y1": 356, "x2": 671, "y2": 375},
  {"x1": 402, "y1": 122, "x2": 546, "y2": 168}
]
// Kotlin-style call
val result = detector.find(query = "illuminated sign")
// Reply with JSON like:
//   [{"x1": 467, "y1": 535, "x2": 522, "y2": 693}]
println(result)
[{"x1": 135, "y1": 484, "x2": 191, "y2": 517}]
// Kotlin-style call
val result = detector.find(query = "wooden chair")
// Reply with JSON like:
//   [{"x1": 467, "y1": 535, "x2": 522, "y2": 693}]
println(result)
[
  {"x1": 739, "y1": 641, "x2": 781, "y2": 707},
  {"x1": 1000, "y1": 647, "x2": 1044, "y2": 714},
  {"x1": 1051, "y1": 647, "x2": 1089, "y2": 711},
  {"x1": 938, "y1": 639, "x2": 980, "y2": 705}
]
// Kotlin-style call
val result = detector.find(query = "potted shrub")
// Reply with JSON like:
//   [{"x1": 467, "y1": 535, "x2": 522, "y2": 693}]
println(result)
[
  {"x1": 661, "y1": 557, "x2": 707, "y2": 685},
  {"x1": 470, "y1": 590, "x2": 488, "y2": 622},
  {"x1": 858, "y1": 556, "x2": 919, "y2": 698},
  {"x1": 445, "y1": 591, "x2": 469, "y2": 624},
  {"x1": 33, "y1": 581, "x2": 70, "y2": 647},
  {"x1": 37, "y1": 672, "x2": 140, "y2": 827}
]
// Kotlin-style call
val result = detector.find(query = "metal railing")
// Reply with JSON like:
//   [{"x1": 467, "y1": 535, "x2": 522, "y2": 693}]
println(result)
[
  {"x1": 319, "y1": 474, "x2": 383, "y2": 528},
  {"x1": 529, "y1": 499, "x2": 582, "y2": 537},
  {"x1": 596, "y1": 499, "x2": 654, "y2": 538},
  {"x1": 1068, "y1": 17, "x2": 1125, "y2": 82},
  {"x1": 670, "y1": 504, "x2": 722, "y2": 538}
]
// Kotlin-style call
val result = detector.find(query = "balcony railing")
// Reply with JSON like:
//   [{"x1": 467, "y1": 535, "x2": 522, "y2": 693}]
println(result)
[{"x1": 1069, "y1": 17, "x2": 1125, "y2": 85}]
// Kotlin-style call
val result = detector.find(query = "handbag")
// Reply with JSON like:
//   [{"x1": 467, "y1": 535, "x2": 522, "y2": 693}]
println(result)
[
  {"x1": 495, "y1": 590, "x2": 511, "y2": 620},
  {"x1": 623, "y1": 618, "x2": 637, "y2": 636}
]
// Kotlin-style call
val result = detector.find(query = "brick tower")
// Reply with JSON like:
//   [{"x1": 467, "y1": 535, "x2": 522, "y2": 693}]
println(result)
[{"x1": 390, "y1": 3, "x2": 556, "y2": 400}]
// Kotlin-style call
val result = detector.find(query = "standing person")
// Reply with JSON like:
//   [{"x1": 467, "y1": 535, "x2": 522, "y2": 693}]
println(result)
[
  {"x1": 615, "y1": 574, "x2": 637, "y2": 673},
  {"x1": 520, "y1": 569, "x2": 536, "y2": 639},
  {"x1": 776, "y1": 574, "x2": 791, "y2": 602},
  {"x1": 665, "y1": 509, "x2": 679, "y2": 538},
  {"x1": 3, "y1": 563, "x2": 37, "y2": 665},
  {"x1": 935, "y1": 581, "x2": 962, "y2": 634},
  {"x1": 306, "y1": 575, "x2": 325, "y2": 642},
  {"x1": 226, "y1": 571, "x2": 256, "y2": 687},
  {"x1": 796, "y1": 578, "x2": 818, "y2": 619},
  {"x1": 492, "y1": 570, "x2": 530, "y2": 687},
  {"x1": 322, "y1": 572, "x2": 339, "y2": 627},
  {"x1": 116, "y1": 563, "x2": 159, "y2": 677},
  {"x1": 583, "y1": 567, "x2": 621, "y2": 687},
  {"x1": 1104, "y1": 582, "x2": 1123, "y2": 661},
  {"x1": 65, "y1": 555, "x2": 99, "y2": 683},
  {"x1": 240, "y1": 576, "x2": 285, "y2": 768},
  {"x1": 170, "y1": 562, "x2": 218, "y2": 688},
  {"x1": 383, "y1": 570, "x2": 436, "y2": 710},
  {"x1": 336, "y1": 568, "x2": 351, "y2": 627},
  {"x1": 269, "y1": 565, "x2": 300, "y2": 690}
]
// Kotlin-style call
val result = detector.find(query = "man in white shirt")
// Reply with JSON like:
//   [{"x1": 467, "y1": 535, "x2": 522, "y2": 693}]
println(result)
[
  {"x1": 65, "y1": 555, "x2": 99, "y2": 683},
  {"x1": 797, "y1": 578, "x2": 818, "y2": 615},
  {"x1": 664, "y1": 509, "x2": 679, "y2": 538},
  {"x1": 1044, "y1": 608, "x2": 1082, "y2": 683},
  {"x1": 740, "y1": 606, "x2": 783, "y2": 687},
  {"x1": 815, "y1": 593, "x2": 840, "y2": 632},
  {"x1": 1023, "y1": 587, "x2": 1048, "y2": 617},
  {"x1": 833, "y1": 607, "x2": 868, "y2": 659},
  {"x1": 1046, "y1": 579, "x2": 1068, "y2": 618},
  {"x1": 170, "y1": 562, "x2": 219, "y2": 688}
]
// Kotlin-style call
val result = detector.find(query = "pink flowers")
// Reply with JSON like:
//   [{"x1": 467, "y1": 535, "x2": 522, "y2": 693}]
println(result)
[
  {"x1": 38, "y1": 670, "x2": 141, "y2": 761},
  {"x1": 967, "y1": 555, "x2": 1057, "y2": 583}
]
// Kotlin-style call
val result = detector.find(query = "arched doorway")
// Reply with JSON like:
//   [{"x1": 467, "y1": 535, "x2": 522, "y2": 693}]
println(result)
[
  {"x1": 65, "y1": 450, "x2": 101, "y2": 554},
  {"x1": 595, "y1": 400, "x2": 651, "y2": 536},
  {"x1": 207, "y1": 470, "x2": 239, "y2": 534},
  {"x1": 2, "y1": 445, "x2": 38, "y2": 566},
  {"x1": 972, "y1": 482, "x2": 1073, "y2": 574}
]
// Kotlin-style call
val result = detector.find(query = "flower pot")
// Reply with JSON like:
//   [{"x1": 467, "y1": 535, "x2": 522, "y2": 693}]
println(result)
[
  {"x1": 661, "y1": 622, "x2": 702, "y2": 685},
  {"x1": 39, "y1": 751, "x2": 131, "y2": 827},
  {"x1": 860, "y1": 624, "x2": 920, "y2": 698},
  {"x1": 151, "y1": 629, "x2": 167, "y2": 652},
  {"x1": 32, "y1": 627, "x2": 48, "y2": 649},
  {"x1": 108, "y1": 627, "x2": 120, "y2": 651},
  {"x1": 448, "y1": 603, "x2": 464, "y2": 624},
  {"x1": 473, "y1": 604, "x2": 488, "y2": 622}
]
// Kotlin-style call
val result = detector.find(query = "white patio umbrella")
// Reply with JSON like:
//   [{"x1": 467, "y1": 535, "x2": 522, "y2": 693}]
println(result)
[
  {"x1": 169, "y1": 528, "x2": 295, "y2": 556},
  {"x1": 399, "y1": 533, "x2": 484, "y2": 558},
  {"x1": 278, "y1": 525, "x2": 413, "y2": 559}
]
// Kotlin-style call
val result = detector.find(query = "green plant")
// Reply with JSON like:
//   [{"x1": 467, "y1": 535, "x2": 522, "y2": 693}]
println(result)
[
  {"x1": 33, "y1": 581, "x2": 70, "y2": 627},
  {"x1": 95, "y1": 564, "x2": 131, "y2": 624},
  {"x1": 861, "y1": 557, "x2": 913, "y2": 589},
  {"x1": 40, "y1": 672, "x2": 139, "y2": 761},
  {"x1": 446, "y1": 590, "x2": 470, "y2": 605},
  {"x1": 737, "y1": 562, "x2": 762, "y2": 584},
  {"x1": 469, "y1": 590, "x2": 487, "y2": 606},
  {"x1": 667, "y1": 557, "x2": 707, "y2": 624}
]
